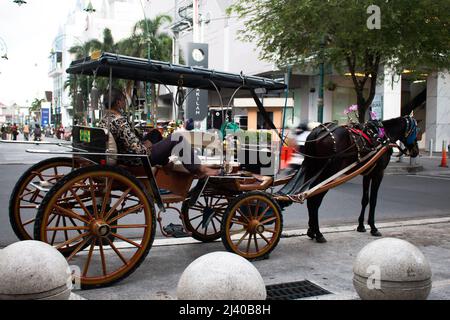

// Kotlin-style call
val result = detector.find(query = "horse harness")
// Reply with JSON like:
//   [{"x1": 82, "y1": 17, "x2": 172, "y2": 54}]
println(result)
[
  {"x1": 311, "y1": 121, "x2": 388, "y2": 162},
  {"x1": 346, "y1": 120, "x2": 389, "y2": 162}
]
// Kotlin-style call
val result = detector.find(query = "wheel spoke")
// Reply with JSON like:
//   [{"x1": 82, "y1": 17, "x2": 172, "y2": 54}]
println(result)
[
  {"x1": 246, "y1": 233, "x2": 252, "y2": 253},
  {"x1": 100, "y1": 178, "x2": 113, "y2": 217},
  {"x1": 104, "y1": 188, "x2": 132, "y2": 221},
  {"x1": 68, "y1": 217, "x2": 83, "y2": 235},
  {"x1": 236, "y1": 208, "x2": 250, "y2": 223},
  {"x1": 55, "y1": 232, "x2": 90, "y2": 250},
  {"x1": 257, "y1": 230, "x2": 271, "y2": 244},
  {"x1": 67, "y1": 236, "x2": 91, "y2": 262},
  {"x1": 46, "y1": 226, "x2": 89, "y2": 231},
  {"x1": 256, "y1": 206, "x2": 271, "y2": 221},
  {"x1": 62, "y1": 217, "x2": 69, "y2": 245},
  {"x1": 189, "y1": 213, "x2": 203, "y2": 222},
  {"x1": 106, "y1": 238, "x2": 129, "y2": 266},
  {"x1": 107, "y1": 204, "x2": 144, "y2": 224},
  {"x1": 50, "y1": 215, "x2": 61, "y2": 245},
  {"x1": 98, "y1": 240, "x2": 107, "y2": 276},
  {"x1": 211, "y1": 219, "x2": 218, "y2": 234},
  {"x1": 229, "y1": 218, "x2": 247, "y2": 226},
  {"x1": 54, "y1": 205, "x2": 90, "y2": 224},
  {"x1": 68, "y1": 187, "x2": 94, "y2": 220},
  {"x1": 111, "y1": 233, "x2": 142, "y2": 248},
  {"x1": 88, "y1": 177, "x2": 99, "y2": 219},
  {"x1": 82, "y1": 238, "x2": 96, "y2": 277},
  {"x1": 260, "y1": 216, "x2": 277, "y2": 225},
  {"x1": 253, "y1": 233, "x2": 259, "y2": 252},
  {"x1": 22, "y1": 218, "x2": 36, "y2": 226},
  {"x1": 235, "y1": 230, "x2": 249, "y2": 246}
]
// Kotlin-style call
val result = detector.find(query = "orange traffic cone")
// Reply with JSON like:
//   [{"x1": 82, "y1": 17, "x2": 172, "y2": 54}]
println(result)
[{"x1": 440, "y1": 141, "x2": 448, "y2": 168}]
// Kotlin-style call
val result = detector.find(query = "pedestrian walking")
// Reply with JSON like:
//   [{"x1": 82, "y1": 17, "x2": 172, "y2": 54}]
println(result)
[
  {"x1": 1, "y1": 124, "x2": 6, "y2": 140},
  {"x1": 23, "y1": 123, "x2": 30, "y2": 141},
  {"x1": 33, "y1": 124, "x2": 42, "y2": 141},
  {"x1": 11, "y1": 123, "x2": 18, "y2": 141}
]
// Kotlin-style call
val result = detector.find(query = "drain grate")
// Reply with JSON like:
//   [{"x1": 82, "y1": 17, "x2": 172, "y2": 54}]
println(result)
[{"x1": 266, "y1": 280, "x2": 331, "y2": 300}]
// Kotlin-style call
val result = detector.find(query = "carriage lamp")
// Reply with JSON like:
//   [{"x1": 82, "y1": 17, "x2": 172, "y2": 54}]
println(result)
[
  {"x1": 84, "y1": 1, "x2": 96, "y2": 13},
  {"x1": 13, "y1": 0, "x2": 27, "y2": 5}
]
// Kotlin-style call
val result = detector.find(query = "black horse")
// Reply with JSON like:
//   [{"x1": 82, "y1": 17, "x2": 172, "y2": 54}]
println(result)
[{"x1": 292, "y1": 116, "x2": 419, "y2": 243}]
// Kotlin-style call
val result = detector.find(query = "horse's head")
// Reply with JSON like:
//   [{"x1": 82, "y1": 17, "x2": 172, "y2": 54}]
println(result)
[{"x1": 400, "y1": 116, "x2": 420, "y2": 158}]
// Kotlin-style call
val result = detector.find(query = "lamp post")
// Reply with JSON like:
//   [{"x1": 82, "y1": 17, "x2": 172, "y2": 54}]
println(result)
[
  {"x1": 139, "y1": 0, "x2": 153, "y2": 126},
  {"x1": 317, "y1": 37, "x2": 325, "y2": 123}
]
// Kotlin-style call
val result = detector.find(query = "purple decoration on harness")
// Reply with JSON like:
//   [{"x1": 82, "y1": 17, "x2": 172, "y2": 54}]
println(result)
[{"x1": 378, "y1": 127, "x2": 385, "y2": 139}]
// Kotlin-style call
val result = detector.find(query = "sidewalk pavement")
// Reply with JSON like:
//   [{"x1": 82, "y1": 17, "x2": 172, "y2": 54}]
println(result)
[
  {"x1": 385, "y1": 151, "x2": 450, "y2": 178},
  {"x1": 74, "y1": 217, "x2": 450, "y2": 300}
]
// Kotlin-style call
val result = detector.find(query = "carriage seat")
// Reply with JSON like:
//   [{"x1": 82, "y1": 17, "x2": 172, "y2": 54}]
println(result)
[{"x1": 72, "y1": 126, "x2": 118, "y2": 166}]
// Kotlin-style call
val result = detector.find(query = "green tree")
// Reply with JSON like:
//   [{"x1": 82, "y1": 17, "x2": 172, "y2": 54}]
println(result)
[
  {"x1": 117, "y1": 15, "x2": 173, "y2": 61},
  {"x1": 116, "y1": 15, "x2": 173, "y2": 120},
  {"x1": 229, "y1": 0, "x2": 450, "y2": 122},
  {"x1": 29, "y1": 98, "x2": 46, "y2": 123}
]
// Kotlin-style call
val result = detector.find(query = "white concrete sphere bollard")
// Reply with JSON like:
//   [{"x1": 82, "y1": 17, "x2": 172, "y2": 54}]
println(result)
[
  {"x1": 0, "y1": 241, "x2": 72, "y2": 300},
  {"x1": 177, "y1": 251, "x2": 266, "y2": 300},
  {"x1": 353, "y1": 237, "x2": 432, "y2": 300}
]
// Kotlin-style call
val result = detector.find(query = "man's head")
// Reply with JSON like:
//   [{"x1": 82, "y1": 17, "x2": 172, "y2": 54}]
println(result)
[{"x1": 103, "y1": 88, "x2": 126, "y2": 112}]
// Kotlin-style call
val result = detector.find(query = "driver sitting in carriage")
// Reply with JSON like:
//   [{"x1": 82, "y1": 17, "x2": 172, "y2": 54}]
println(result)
[{"x1": 98, "y1": 88, "x2": 219, "y2": 177}]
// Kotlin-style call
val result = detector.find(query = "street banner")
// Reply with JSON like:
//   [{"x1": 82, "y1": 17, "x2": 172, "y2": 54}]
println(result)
[{"x1": 186, "y1": 42, "x2": 209, "y2": 121}]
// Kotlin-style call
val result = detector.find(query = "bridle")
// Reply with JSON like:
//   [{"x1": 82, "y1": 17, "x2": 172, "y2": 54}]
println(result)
[{"x1": 395, "y1": 116, "x2": 418, "y2": 156}]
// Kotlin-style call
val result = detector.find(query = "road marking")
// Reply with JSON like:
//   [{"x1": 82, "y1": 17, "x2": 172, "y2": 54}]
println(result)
[{"x1": 406, "y1": 174, "x2": 450, "y2": 181}]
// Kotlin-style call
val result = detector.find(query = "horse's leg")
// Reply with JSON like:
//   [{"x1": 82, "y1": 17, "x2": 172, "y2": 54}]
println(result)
[
  {"x1": 357, "y1": 175, "x2": 371, "y2": 232},
  {"x1": 368, "y1": 171, "x2": 384, "y2": 237},
  {"x1": 306, "y1": 191, "x2": 328, "y2": 243}
]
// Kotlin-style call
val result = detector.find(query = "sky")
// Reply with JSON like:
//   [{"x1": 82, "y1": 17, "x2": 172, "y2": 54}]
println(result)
[{"x1": 0, "y1": 0, "x2": 72, "y2": 106}]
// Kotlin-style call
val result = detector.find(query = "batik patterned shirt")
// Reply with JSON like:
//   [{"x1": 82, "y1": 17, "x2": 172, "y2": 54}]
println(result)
[{"x1": 98, "y1": 111, "x2": 150, "y2": 166}]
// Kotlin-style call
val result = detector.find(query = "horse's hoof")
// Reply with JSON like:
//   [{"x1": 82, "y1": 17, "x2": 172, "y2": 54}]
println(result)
[
  {"x1": 357, "y1": 225, "x2": 366, "y2": 233},
  {"x1": 315, "y1": 234, "x2": 327, "y2": 243},
  {"x1": 371, "y1": 230, "x2": 382, "y2": 237},
  {"x1": 307, "y1": 229, "x2": 315, "y2": 239}
]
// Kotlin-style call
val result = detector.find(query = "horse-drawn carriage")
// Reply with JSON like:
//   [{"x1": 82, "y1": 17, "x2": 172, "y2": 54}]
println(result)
[{"x1": 6, "y1": 52, "x2": 419, "y2": 289}]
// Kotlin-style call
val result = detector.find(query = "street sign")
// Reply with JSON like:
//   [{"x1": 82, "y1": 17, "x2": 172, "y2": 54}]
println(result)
[
  {"x1": 41, "y1": 108, "x2": 50, "y2": 126},
  {"x1": 186, "y1": 42, "x2": 209, "y2": 121}
]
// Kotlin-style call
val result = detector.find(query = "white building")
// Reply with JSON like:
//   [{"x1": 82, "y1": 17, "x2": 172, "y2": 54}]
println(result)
[
  {"x1": 49, "y1": 0, "x2": 450, "y2": 151},
  {"x1": 49, "y1": 0, "x2": 172, "y2": 127}
]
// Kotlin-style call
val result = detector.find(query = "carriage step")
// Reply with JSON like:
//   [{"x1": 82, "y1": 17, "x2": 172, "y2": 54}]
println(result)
[
  {"x1": 30, "y1": 181, "x2": 53, "y2": 192},
  {"x1": 163, "y1": 223, "x2": 190, "y2": 238}
]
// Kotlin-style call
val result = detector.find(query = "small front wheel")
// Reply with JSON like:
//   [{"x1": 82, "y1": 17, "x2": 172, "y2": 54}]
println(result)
[{"x1": 221, "y1": 191, "x2": 283, "y2": 260}]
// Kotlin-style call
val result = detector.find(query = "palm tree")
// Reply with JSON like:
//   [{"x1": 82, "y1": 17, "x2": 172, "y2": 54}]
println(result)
[
  {"x1": 117, "y1": 14, "x2": 172, "y2": 61},
  {"x1": 116, "y1": 15, "x2": 173, "y2": 121},
  {"x1": 29, "y1": 98, "x2": 46, "y2": 123}
]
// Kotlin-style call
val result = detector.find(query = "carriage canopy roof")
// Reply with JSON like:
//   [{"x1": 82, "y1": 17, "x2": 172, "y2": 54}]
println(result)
[{"x1": 66, "y1": 52, "x2": 286, "y2": 92}]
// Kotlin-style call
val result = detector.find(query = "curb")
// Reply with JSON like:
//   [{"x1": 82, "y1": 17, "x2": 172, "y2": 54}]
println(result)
[{"x1": 106, "y1": 216, "x2": 450, "y2": 250}]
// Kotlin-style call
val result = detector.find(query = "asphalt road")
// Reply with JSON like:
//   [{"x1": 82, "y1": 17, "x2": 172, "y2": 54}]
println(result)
[
  {"x1": 1, "y1": 160, "x2": 449, "y2": 247},
  {"x1": 1, "y1": 137, "x2": 450, "y2": 247}
]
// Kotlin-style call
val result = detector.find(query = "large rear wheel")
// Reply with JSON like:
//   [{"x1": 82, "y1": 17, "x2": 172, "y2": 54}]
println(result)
[
  {"x1": 34, "y1": 165, "x2": 156, "y2": 289},
  {"x1": 9, "y1": 157, "x2": 74, "y2": 241}
]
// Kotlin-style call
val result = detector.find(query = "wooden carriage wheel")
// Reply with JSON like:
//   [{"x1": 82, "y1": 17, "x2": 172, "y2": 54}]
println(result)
[
  {"x1": 9, "y1": 157, "x2": 74, "y2": 241},
  {"x1": 181, "y1": 192, "x2": 229, "y2": 242},
  {"x1": 34, "y1": 165, "x2": 156, "y2": 289},
  {"x1": 221, "y1": 191, "x2": 283, "y2": 260}
]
